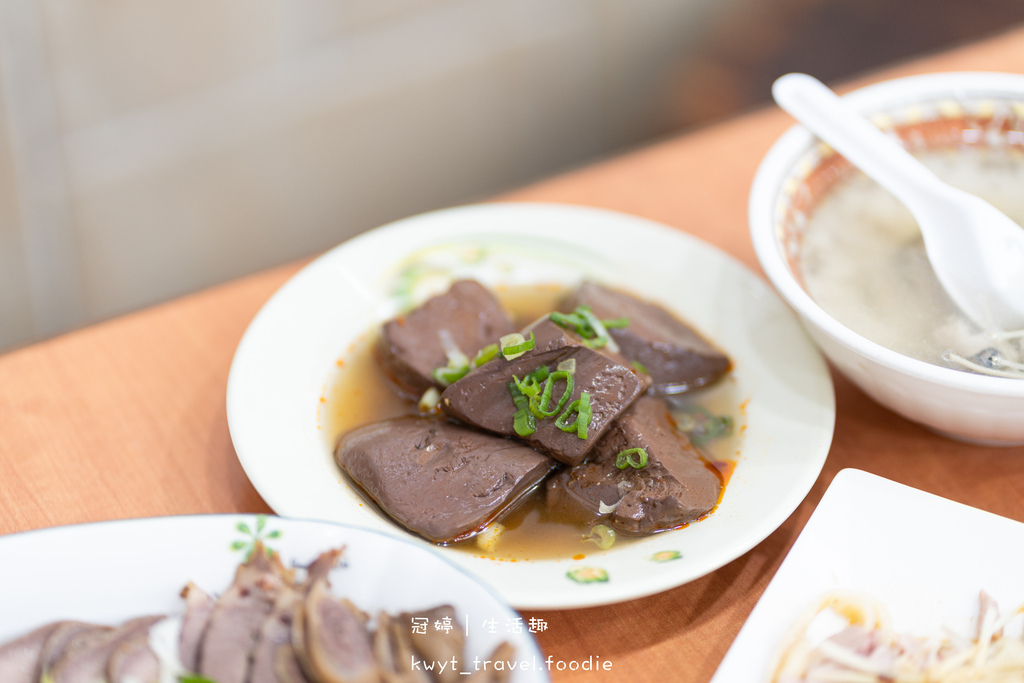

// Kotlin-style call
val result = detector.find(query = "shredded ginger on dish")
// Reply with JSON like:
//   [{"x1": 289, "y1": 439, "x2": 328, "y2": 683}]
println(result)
[{"x1": 771, "y1": 590, "x2": 1024, "y2": 682}]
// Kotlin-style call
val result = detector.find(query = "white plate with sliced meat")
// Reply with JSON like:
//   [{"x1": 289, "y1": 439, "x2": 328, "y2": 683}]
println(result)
[
  {"x1": 0, "y1": 514, "x2": 547, "y2": 682},
  {"x1": 711, "y1": 470, "x2": 1024, "y2": 682},
  {"x1": 226, "y1": 202, "x2": 836, "y2": 609}
]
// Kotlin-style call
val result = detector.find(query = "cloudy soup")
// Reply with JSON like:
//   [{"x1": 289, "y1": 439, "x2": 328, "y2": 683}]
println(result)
[{"x1": 799, "y1": 144, "x2": 1024, "y2": 378}]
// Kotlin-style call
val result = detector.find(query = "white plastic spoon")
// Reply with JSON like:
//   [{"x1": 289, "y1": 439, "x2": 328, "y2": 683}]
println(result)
[{"x1": 773, "y1": 72, "x2": 1024, "y2": 332}]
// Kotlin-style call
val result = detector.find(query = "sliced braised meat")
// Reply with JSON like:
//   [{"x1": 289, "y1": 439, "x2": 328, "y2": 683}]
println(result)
[
  {"x1": 178, "y1": 581, "x2": 215, "y2": 673},
  {"x1": 293, "y1": 577, "x2": 379, "y2": 683},
  {"x1": 197, "y1": 542, "x2": 293, "y2": 683},
  {"x1": 106, "y1": 630, "x2": 160, "y2": 683},
  {"x1": 250, "y1": 547, "x2": 342, "y2": 683},
  {"x1": 562, "y1": 281, "x2": 731, "y2": 394},
  {"x1": 37, "y1": 622, "x2": 111, "y2": 682},
  {"x1": 336, "y1": 416, "x2": 556, "y2": 544},
  {"x1": 251, "y1": 589, "x2": 309, "y2": 683},
  {"x1": 304, "y1": 547, "x2": 344, "y2": 586},
  {"x1": 546, "y1": 396, "x2": 722, "y2": 535},
  {"x1": 441, "y1": 322, "x2": 647, "y2": 466},
  {"x1": 373, "y1": 612, "x2": 433, "y2": 683},
  {"x1": 402, "y1": 605, "x2": 464, "y2": 683},
  {"x1": 274, "y1": 647, "x2": 314, "y2": 683},
  {"x1": 0, "y1": 621, "x2": 60, "y2": 683},
  {"x1": 274, "y1": 651, "x2": 313, "y2": 683},
  {"x1": 376, "y1": 279, "x2": 516, "y2": 399},
  {"x1": 48, "y1": 615, "x2": 162, "y2": 683}
]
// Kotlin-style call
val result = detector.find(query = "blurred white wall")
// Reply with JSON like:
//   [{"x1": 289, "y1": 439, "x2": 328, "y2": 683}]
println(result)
[{"x1": 0, "y1": 0, "x2": 737, "y2": 351}]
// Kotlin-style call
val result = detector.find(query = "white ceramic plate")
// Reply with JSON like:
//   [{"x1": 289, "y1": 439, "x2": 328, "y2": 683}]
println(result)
[
  {"x1": 712, "y1": 469, "x2": 1024, "y2": 682},
  {"x1": 226, "y1": 202, "x2": 836, "y2": 609},
  {"x1": 0, "y1": 514, "x2": 548, "y2": 682}
]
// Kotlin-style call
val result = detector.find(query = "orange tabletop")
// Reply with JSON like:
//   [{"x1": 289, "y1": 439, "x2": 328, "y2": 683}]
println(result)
[{"x1": 3, "y1": 25, "x2": 1024, "y2": 682}]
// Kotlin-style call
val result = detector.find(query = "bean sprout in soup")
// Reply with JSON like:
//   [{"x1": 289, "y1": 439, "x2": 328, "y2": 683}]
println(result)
[{"x1": 799, "y1": 146, "x2": 1024, "y2": 378}]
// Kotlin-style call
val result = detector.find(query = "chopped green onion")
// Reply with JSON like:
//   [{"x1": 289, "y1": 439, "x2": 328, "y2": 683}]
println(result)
[
  {"x1": 567, "y1": 566, "x2": 609, "y2": 584},
  {"x1": 512, "y1": 365, "x2": 549, "y2": 401},
  {"x1": 557, "y1": 358, "x2": 576, "y2": 374},
  {"x1": 549, "y1": 306, "x2": 627, "y2": 353},
  {"x1": 418, "y1": 387, "x2": 442, "y2": 413},
  {"x1": 437, "y1": 329, "x2": 469, "y2": 367},
  {"x1": 529, "y1": 364, "x2": 550, "y2": 382},
  {"x1": 615, "y1": 447, "x2": 648, "y2": 469},
  {"x1": 432, "y1": 329, "x2": 471, "y2": 386},
  {"x1": 576, "y1": 391, "x2": 592, "y2": 439},
  {"x1": 500, "y1": 332, "x2": 524, "y2": 352},
  {"x1": 548, "y1": 310, "x2": 588, "y2": 335},
  {"x1": 578, "y1": 307, "x2": 618, "y2": 353},
  {"x1": 179, "y1": 677, "x2": 218, "y2": 683},
  {"x1": 630, "y1": 360, "x2": 650, "y2": 375},
  {"x1": 586, "y1": 524, "x2": 616, "y2": 550},
  {"x1": 514, "y1": 378, "x2": 540, "y2": 400},
  {"x1": 556, "y1": 399, "x2": 580, "y2": 431},
  {"x1": 555, "y1": 391, "x2": 592, "y2": 439},
  {"x1": 530, "y1": 370, "x2": 573, "y2": 418},
  {"x1": 474, "y1": 343, "x2": 499, "y2": 366},
  {"x1": 431, "y1": 363, "x2": 469, "y2": 386},
  {"x1": 508, "y1": 381, "x2": 536, "y2": 436},
  {"x1": 500, "y1": 331, "x2": 536, "y2": 360}
]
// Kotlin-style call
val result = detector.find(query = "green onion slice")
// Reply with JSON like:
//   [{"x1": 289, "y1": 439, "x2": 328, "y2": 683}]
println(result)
[
  {"x1": 432, "y1": 329, "x2": 470, "y2": 386},
  {"x1": 555, "y1": 391, "x2": 592, "y2": 439},
  {"x1": 549, "y1": 306, "x2": 628, "y2": 353},
  {"x1": 615, "y1": 447, "x2": 648, "y2": 469},
  {"x1": 431, "y1": 363, "x2": 469, "y2": 386},
  {"x1": 586, "y1": 524, "x2": 616, "y2": 550},
  {"x1": 556, "y1": 399, "x2": 580, "y2": 432},
  {"x1": 530, "y1": 370, "x2": 573, "y2": 418},
  {"x1": 529, "y1": 364, "x2": 550, "y2": 382},
  {"x1": 437, "y1": 329, "x2": 469, "y2": 366},
  {"x1": 548, "y1": 311, "x2": 587, "y2": 335},
  {"x1": 576, "y1": 391, "x2": 592, "y2": 439},
  {"x1": 512, "y1": 365, "x2": 549, "y2": 401},
  {"x1": 474, "y1": 343, "x2": 499, "y2": 367},
  {"x1": 418, "y1": 387, "x2": 442, "y2": 413},
  {"x1": 507, "y1": 381, "x2": 536, "y2": 436},
  {"x1": 500, "y1": 331, "x2": 536, "y2": 360},
  {"x1": 578, "y1": 307, "x2": 619, "y2": 353}
]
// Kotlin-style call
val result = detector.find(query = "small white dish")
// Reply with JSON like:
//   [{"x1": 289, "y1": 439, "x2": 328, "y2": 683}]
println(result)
[
  {"x1": 712, "y1": 469, "x2": 1024, "y2": 682},
  {"x1": 226, "y1": 202, "x2": 836, "y2": 609},
  {"x1": 0, "y1": 514, "x2": 548, "y2": 682}
]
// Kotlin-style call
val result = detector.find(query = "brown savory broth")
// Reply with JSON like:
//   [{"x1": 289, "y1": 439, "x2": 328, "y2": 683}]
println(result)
[{"x1": 321, "y1": 283, "x2": 741, "y2": 561}]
